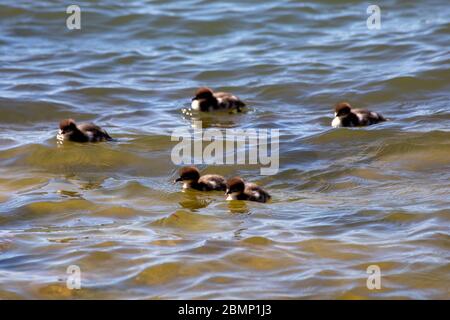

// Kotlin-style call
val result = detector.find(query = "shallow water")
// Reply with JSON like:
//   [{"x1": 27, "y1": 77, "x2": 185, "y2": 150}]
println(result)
[{"x1": 0, "y1": 0, "x2": 449, "y2": 299}]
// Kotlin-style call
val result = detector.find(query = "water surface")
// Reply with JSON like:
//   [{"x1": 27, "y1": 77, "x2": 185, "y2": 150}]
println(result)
[{"x1": 0, "y1": 0, "x2": 449, "y2": 299}]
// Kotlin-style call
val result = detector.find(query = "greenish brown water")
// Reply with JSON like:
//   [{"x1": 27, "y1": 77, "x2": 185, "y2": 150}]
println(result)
[{"x1": 0, "y1": 0, "x2": 449, "y2": 299}]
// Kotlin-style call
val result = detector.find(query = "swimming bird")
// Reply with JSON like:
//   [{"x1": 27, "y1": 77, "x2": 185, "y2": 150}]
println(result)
[
  {"x1": 57, "y1": 119, "x2": 112, "y2": 143},
  {"x1": 225, "y1": 177, "x2": 271, "y2": 203},
  {"x1": 331, "y1": 102, "x2": 386, "y2": 128},
  {"x1": 191, "y1": 87, "x2": 246, "y2": 112},
  {"x1": 175, "y1": 166, "x2": 227, "y2": 191}
]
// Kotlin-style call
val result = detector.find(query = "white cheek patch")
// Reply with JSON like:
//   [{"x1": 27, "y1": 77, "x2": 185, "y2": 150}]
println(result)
[
  {"x1": 331, "y1": 117, "x2": 342, "y2": 128},
  {"x1": 182, "y1": 182, "x2": 190, "y2": 189},
  {"x1": 191, "y1": 100, "x2": 200, "y2": 110},
  {"x1": 226, "y1": 193, "x2": 239, "y2": 201}
]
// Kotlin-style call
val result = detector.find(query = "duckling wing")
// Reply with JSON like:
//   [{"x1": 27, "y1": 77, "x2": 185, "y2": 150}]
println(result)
[
  {"x1": 78, "y1": 123, "x2": 112, "y2": 141},
  {"x1": 245, "y1": 183, "x2": 271, "y2": 203},
  {"x1": 198, "y1": 174, "x2": 227, "y2": 191},
  {"x1": 353, "y1": 109, "x2": 386, "y2": 125},
  {"x1": 214, "y1": 92, "x2": 246, "y2": 110}
]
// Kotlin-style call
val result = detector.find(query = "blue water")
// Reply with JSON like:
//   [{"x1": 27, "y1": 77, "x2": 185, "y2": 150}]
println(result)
[{"x1": 0, "y1": 0, "x2": 449, "y2": 299}]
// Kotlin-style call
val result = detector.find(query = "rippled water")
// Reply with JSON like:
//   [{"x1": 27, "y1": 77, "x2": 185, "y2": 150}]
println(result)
[{"x1": 0, "y1": 0, "x2": 449, "y2": 299}]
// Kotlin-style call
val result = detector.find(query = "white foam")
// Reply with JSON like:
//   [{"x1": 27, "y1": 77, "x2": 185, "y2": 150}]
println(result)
[{"x1": 56, "y1": 129, "x2": 65, "y2": 142}]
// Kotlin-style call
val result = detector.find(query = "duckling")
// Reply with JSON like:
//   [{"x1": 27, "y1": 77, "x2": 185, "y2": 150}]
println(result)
[
  {"x1": 175, "y1": 166, "x2": 227, "y2": 191},
  {"x1": 191, "y1": 87, "x2": 246, "y2": 112},
  {"x1": 57, "y1": 119, "x2": 112, "y2": 143},
  {"x1": 226, "y1": 177, "x2": 271, "y2": 203},
  {"x1": 332, "y1": 102, "x2": 386, "y2": 128}
]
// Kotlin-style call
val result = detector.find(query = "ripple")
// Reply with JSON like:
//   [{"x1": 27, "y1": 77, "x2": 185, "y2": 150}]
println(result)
[
  {"x1": 0, "y1": 0, "x2": 449, "y2": 300},
  {"x1": 151, "y1": 210, "x2": 226, "y2": 232}
]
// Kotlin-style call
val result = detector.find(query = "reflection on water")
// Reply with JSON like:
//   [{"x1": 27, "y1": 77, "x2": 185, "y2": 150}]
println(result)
[
  {"x1": 227, "y1": 201, "x2": 251, "y2": 215},
  {"x1": 182, "y1": 107, "x2": 248, "y2": 129},
  {"x1": 0, "y1": 0, "x2": 449, "y2": 299},
  {"x1": 178, "y1": 191, "x2": 212, "y2": 211}
]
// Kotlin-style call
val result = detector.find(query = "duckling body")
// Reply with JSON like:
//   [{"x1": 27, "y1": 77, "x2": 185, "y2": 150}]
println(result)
[
  {"x1": 226, "y1": 177, "x2": 271, "y2": 203},
  {"x1": 332, "y1": 102, "x2": 386, "y2": 128},
  {"x1": 175, "y1": 166, "x2": 226, "y2": 191},
  {"x1": 191, "y1": 87, "x2": 246, "y2": 112},
  {"x1": 57, "y1": 119, "x2": 112, "y2": 143}
]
